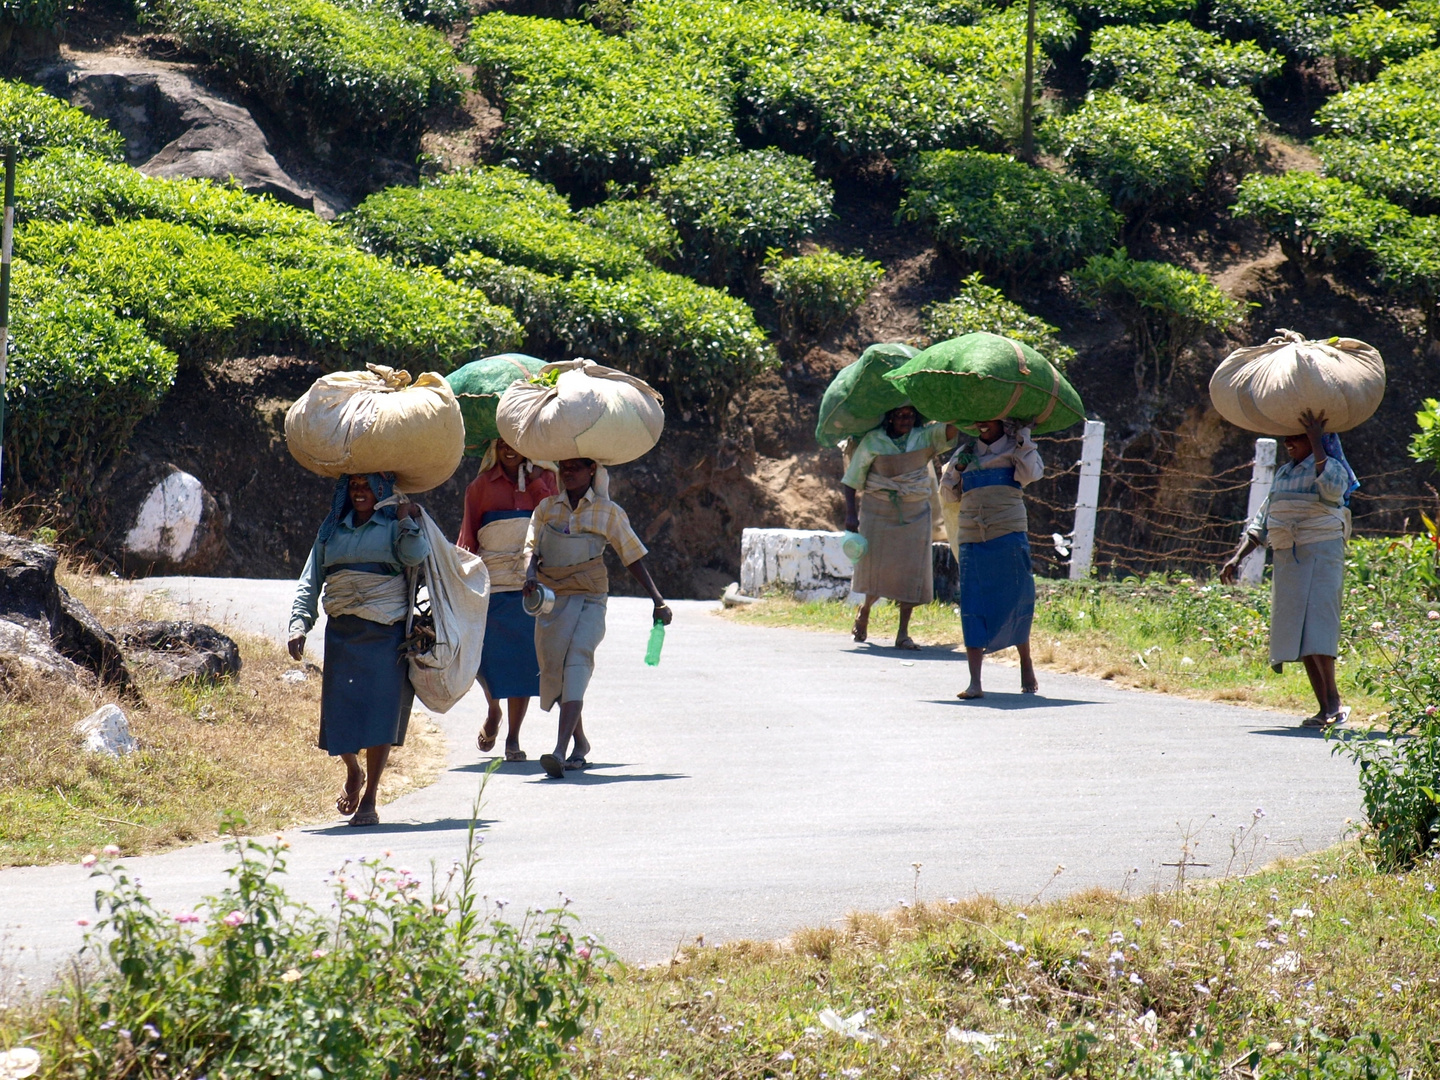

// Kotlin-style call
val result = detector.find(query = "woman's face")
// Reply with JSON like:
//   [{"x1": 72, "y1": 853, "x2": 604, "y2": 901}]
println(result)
[
  {"x1": 887, "y1": 406, "x2": 918, "y2": 437},
  {"x1": 495, "y1": 438, "x2": 523, "y2": 470},
  {"x1": 558, "y1": 458, "x2": 597, "y2": 493},
  {"x1": 1284, "y1": 433, "x2": 1312, "y2": 463},
  {"x1": 975, "y1": 419, "x2": 1005, "y2": 444},
  {"x1": 348, "y1": 476, "x2": 377, "y2": 515}
]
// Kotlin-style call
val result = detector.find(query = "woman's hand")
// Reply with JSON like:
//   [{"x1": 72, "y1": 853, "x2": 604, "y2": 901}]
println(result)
[
  {"x1": 522, "y1": 575, "x2": 538, "y2": 597},
  {"x1": 287, "y1": 633, "x2": 306, "y2": 661},
  {"x1": 844, "y1": 512, "x2": 860, "y2": 532},
  {"x1": 1299, "y1": 408, "x2": 1328, "y2": 445},
  {"x1": 1219, "y1": 558, "x2": 1241, "y2": 586},
  {"x1": 653, "y1": 601, "x2": 673, "y2": 626},
  {"x1": 398, "y1": 501, "x2": 422, "y2": 521}
]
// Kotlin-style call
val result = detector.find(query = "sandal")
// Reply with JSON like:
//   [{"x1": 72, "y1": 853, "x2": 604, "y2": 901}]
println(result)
[
  {"x1": 504, "y1": 748, "x2": 528, "y2": 762},
  {"x1": 895, "y1": 636, "x2": 921, "y2": 651},
  {"x1": 336, "y1": 772, "x2": 365, "y2": 816},
  {"x1": 564, "y1": 756, "x2": 589, "y2": 771},
  {"x1": 349, "y1": 808, "x2": 380, "y2": 827},
  {"x1": 539, "y1": 753, "x2": 566, "y2": 779}
]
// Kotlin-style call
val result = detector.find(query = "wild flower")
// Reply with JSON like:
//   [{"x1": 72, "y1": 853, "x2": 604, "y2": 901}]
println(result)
[
  {"x1": 81, "y1": 854, "x2": 97, "y2": 868},
  {"x1": 222, "y1": 911, "x2": 245, "y2": 928},
  {"x1": 103, "y1": 845, "x2": 120, "y2": 856},
  {"x1": 174, "y1": 912, "x2": 201, "y2": 924},
  {"x1": 280, "y1": 969, "x2": 302, "y2": 983}
]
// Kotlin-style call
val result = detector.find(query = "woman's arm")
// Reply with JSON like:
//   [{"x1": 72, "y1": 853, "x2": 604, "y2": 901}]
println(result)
[
  {"x1": 393, "y1": 503, "x2": 429, "y2": 566},
  {"x1": 456, "y1": 483, "x2": 479, "y2": 554},
  {"x1": 1220, "y1": 534, "x2": 1260, "y2": 585},
  {"x1": 1011, "y1": 427, "x2": 1044, "y2": 486},
  {"x1": 625, "y1": 556, "x2": 673, "y2": 625},
  {"x1": 288, "y1": 542, "x2": 322, "y2": 659},
  {"x1": 842, "y1": 484, "x2": 859, "y2": 532}
]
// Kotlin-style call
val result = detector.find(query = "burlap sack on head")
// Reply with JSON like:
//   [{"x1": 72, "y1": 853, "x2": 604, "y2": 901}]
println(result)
[
  {"x1": 285, "y1": 364, "x2": 465, "y2": 493},
  {"x1": 1209, "y1": 329, "x2": 1386, "y2": 436},
  {"x1": 445, "y1": 353, "x2": 544, "y2": 456},
  {"x1": 496, "y1": 359, "x2": 664, "y2": 466},
  {"x1": 815, "y1": 342, "x2": 918, "y2": 448}
]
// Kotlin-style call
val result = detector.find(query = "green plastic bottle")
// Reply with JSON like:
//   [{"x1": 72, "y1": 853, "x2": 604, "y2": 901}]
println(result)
[{"x1": 644, "y1": 621, "x2": 666, "y2": 667}]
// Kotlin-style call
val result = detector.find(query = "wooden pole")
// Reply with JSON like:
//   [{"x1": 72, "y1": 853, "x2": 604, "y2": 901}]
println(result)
[
  {"x1": 0, "y1": 147, "x2": 14, "y2": 502},
  {"x1": 1021, "y1": 0, "x2": 1037, "y2": 162}
]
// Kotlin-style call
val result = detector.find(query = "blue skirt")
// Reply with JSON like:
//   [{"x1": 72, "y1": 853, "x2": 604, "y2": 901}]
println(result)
[
  {"x1": 320, "y1": 614, "x2": 413, "y2": 755},
  {"x1": 479, "y1": 590, "x2": 541, "y2": 699},
  {"x1": 958, "y1": 531, "x2": 1035, "y2": 653}
]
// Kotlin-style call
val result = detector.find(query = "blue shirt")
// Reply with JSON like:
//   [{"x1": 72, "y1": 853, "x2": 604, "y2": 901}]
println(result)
[
  {"x1": 1245, "y1": 454, "x2": 1349, "y2": 541},
  {"x1": 289, "y1": 512, "x2": 429, "y2": 634}
]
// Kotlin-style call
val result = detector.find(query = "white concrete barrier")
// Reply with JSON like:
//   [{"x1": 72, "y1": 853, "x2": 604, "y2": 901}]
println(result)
[{"x1": 739, "y1": 528, "x2": 857, "y2": 602}]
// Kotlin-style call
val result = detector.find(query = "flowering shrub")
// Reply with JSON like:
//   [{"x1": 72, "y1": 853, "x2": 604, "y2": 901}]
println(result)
[
  {"x1": 42, "y1": 807, "x2": 605, "y2": 1079},
  {"x1": 761, "y1": 249, "x2": 883, "y2": 338},
  {"x1": 921, "y1": 273, "x2": 1077, "y2": 369}
]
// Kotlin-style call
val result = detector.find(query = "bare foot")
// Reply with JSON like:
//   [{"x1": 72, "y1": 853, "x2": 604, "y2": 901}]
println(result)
[
  {"x1": 337, "y1": 766, "x2": 364, "y2": 815},
  {"x1": 895, "y1": 636, "x2": 921, "y2": 651},
  {"x1": 957, "y1": 685, "x2": 984, "y2": 700},
  {"x1": 571, "y1": 733, "x2": 591, "y2": 761},
  {"x1": 477, "y1": 702, "x2": 501, "y2": 752},
  {"x1": 852, "y1": 608, "x2": 870, "y2": 643}
]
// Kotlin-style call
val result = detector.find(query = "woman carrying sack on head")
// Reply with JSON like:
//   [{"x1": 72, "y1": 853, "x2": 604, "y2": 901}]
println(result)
[
  {"x1": 522, "y1": 457, "x2": 672, "y2": 780},
  {"x1": 940, "y1": 417, "x2": 1044, "y2": 700},
  {"x1": 843, "y1": 405, "x2": 957, "y2": 650},
  {"x1": 457, "y1": 437, "x2": 558, "y2": 761},
  {"x1": 1220, "y1": 410, "x2": 1359, "y2": 728},
  {"x1": 288, "y1": 473, "x2": 429, "y2": 827}
]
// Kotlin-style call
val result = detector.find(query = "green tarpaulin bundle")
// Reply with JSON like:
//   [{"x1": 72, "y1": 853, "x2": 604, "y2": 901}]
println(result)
[
  {"x1": 885, "y1": 332, "x2": 1084, "y2": 435},
  {"x1": 445, "y1": 353, "x2": 544, "y2": 455},
  {"x1": 815, "y1": 342, "x2": 919, "y2": 447}
]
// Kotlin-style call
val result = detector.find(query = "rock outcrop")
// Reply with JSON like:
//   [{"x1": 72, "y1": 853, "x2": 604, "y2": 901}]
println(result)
[
  {"x1": 119, "y1": 620, "x2": 242, "y2": 684},
  {"x1": 107, "y1": 460, "x2": 228, "y2": 575},
  {"x1": 0, "y1": 533, "x2": 129, "y2": 688}
]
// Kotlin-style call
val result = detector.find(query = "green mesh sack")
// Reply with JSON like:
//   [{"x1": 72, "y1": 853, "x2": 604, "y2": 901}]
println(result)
[
  {"x1": 815, "y1": 342, "x2": 919, "y2": 447},
  {"x1": 445, "y1": 353, "x2": 544, "y2": 454},
  {"x1": 885, "y1": 333, "x2": 1084, "y2": 435}
]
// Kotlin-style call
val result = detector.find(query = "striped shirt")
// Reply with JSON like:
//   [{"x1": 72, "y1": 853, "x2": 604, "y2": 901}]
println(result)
[
  {"x1": 1245, "y1": 455, "x2": 1349, "y2": 540},
  {"x1": 524, "y1": 488, "x2": 649, "y2": 567}
]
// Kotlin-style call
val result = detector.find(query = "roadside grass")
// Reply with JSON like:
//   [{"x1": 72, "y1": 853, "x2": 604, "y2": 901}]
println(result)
[
  {"x1": 581, "y1": 842, "x2": 1440, "y2": 1078},
  {"x1": 0, "y1": 567, "x2": 446, "y2": 867},
  {"x1": 719, "y1": 578, "x2": 1391, "y2": 721}
]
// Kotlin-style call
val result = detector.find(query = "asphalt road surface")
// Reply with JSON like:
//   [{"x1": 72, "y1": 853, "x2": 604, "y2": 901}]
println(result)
[{"x1": 0, "y1": 579, "x2": 1359, "y2": 988}]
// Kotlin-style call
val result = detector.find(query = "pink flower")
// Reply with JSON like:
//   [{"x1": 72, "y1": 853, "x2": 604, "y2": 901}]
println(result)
[
  {"x1": 1429, "y1": 705, "x2": 1438, "y2": 716},
  {"x1": 174, "y1": 912, "x2": 201, "y2": 925},
  {"x1": 103, "y1": 845, "x2": 121, "y2": 857},
  {"x1": 345, "y1": 889, "x2": 361, "y2": 902},
  {"x1": 222, "y1": 910, "x2": 245, "y2": 928},
  {"x1": 76, "y1": 918, "x2": 90, "y2": 926},
  {"x1": 81, "y1": 854, "x2": 98, "y2": 868},
  {"x1": 578, "y1": 946, "x2": 592, "y2": 960}
]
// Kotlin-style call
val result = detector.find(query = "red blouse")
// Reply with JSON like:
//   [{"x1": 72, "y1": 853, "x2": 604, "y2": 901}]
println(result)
[{"x1": 456, "y1": 465, "x2": 558, "y2": 553}]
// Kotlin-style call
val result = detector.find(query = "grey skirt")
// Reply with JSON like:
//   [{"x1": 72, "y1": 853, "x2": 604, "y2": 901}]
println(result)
[
  {"x1": 320, "y1": 613, "x2": 413, "y2": 756},
  {"x1": 1268, "y1": 538, "x2": 1345, "y2": 667}
]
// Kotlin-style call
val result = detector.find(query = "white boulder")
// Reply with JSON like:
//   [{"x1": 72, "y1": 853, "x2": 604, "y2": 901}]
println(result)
[
  {"x1": 75, "y1": 704, "x2": 138, "y2": 758},
  {"x1": 739, "y1": 528, "x2": 858, "y2": 602}
]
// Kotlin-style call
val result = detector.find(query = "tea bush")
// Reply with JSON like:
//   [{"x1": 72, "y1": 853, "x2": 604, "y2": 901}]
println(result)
[
  {"x1": 1329, "y1": 6, "x2": 1436, "y2": 84},
  {"x1": 1073, "y1": 250, "x2": 1244, "y2": 394},
  {"x1": 1086, "y1": 23, "x2": 1283, "y2": 95},
  {"x1": 1, "y1": 0, "x2": 65, "y2": 34},
  {"x1": 1062, "y1": 0, "x2": 1195, "y2": 27},
  {"x1": 156, "y1": 0, "x2": 463, "y2": 140},
  {"x1": 336, "y1": 0, "x2": 469, "y2": 27},
  {"x1": 350, "y1": 167, "x2": 648, "y2": 278},
  {"x1": 0, "y1": 78, "x2": 124, "y2": 161},
  {"x1": 1372, "y1": 216, "x2": 1440, "y2": 340},
  {"x1": 579, "y1": 198, "x2": 680, "y2": 264},
  {"x1": 652, "y1": 150, "x2": 833, "y2": 282},
  {"x1": 783, "y1": 0, "x2": 992, "y2": 28},
  {"x1": 449, "y1": 253, "x2": 775, "y2": 414},
  {"x1": 898, "y1": 150, "x2": 1118, "y2": 279},
  {"x1": 465, "y1": 13, "x2": 736, "y2": 191},
  {"x1": 34, "y1": 812, "x2": 606, "y2": 1079},
  {"x1": 922, "y1": 272, "x2": 1077, "y2": 368},
  {"x1": 1053, "y1": 88, "x2": 1261, "y2": 216},
  {"x1": 1209, "y1": 0, "x2": 1364, "y2": 58},
  {"x1": 761, "y1": 248, "x2": 883, "y2": 337},
  {"x1": 3, "y1": 261, "x2": 177, "y2": 505}
]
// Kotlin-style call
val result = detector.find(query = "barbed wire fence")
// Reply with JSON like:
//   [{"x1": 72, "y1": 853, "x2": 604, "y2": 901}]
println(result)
[{"x1": 1019, "y1": 431, "x2": 1439, "y2": 581}]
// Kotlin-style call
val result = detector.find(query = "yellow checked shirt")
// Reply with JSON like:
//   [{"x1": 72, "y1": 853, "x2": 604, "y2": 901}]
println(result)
[{"x1": 523, "y1": 487, "x2": 649, "y2": 567}]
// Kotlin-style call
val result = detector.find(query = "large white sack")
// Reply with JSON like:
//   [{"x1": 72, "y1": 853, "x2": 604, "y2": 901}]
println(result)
[
  {"x1": 496, "y1": 358, "x2": 664, "y2": 466},
  {"x1": 407, "y1": 509, "x2": 490, "y2": 714},
  {"x1": 1209, "y1": 329, "x2": 1385, "y2": 436},
  {"x1": 285, "y1": 364, "x2": 465, "y2": 493}
]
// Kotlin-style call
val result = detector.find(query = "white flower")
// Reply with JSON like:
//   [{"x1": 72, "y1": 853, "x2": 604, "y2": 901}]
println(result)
[
  {"x1": 817, "y1": 1009, "x2": 883, "y2": 1044},
  {"x1": 1292, "y1": 907, "x2": 1314, "y2": 919},
  {"x1": 1271, "y1": 952, "x2": 1300, "y2": 973},
  {"x1": 946, "y1": 1028, "x2": 1006, "y2": 1051},
  {"x1": 280, "y1": 968, "x2": 302, "y2": 983},
  {"x1": 1255, "y1": 939, "x2": 1275, "y2": 950}
]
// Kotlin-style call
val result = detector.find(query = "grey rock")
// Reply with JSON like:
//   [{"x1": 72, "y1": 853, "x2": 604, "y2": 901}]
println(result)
[
  {"x1": 119, "y1": 620, "x2": 242, "y2": 684},
  {"x1": 107, "y1": 460, "x2": 228, "y2": 576},
  {"x1": 0, "y1": 533, "x2": 129, "y2": 688},
  {"x1": 41, "y1": 55, "x2": 317, "y2": 211},
  {"x1": 75, "y1": 703, "x2": 138, "y2": 757}
]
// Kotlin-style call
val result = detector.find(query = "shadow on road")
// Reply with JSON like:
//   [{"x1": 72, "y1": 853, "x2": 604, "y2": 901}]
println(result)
[
  {"x1": 924, "y1": 694, "x2": 1098, "y2": 710},
  {"x1": 1247, "y1": 726, "x2": 1390, "y2": 741},
  {"x1": 525, "y1": 771, "x2": 689, "y2": 786},
  {"x1": 846, "y1": 644, "x2": 965, "y2": 661},
  {"x1": 301, "y1": 817, "x2": 491, "y2": 837}
]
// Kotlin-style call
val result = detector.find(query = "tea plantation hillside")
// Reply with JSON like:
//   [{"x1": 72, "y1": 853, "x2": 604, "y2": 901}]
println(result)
[{"x1": 4, "y1": 0, "x2": 1440, "y2": 592}]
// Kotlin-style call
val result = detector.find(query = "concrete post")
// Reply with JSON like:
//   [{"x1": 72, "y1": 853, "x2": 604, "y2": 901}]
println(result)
[
  {"x1": 1069, "y1": 420, "x2": 1105, "y2": 580},
  {"x1": 1239, "y1": 437, "x2": 1277, "y2": 585}
]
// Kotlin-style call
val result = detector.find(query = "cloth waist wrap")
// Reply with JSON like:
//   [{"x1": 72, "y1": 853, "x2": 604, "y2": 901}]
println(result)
[
  {"x1": 956, "y1": 472, "x2": 1027, "y2": 544},
  {"x1": 1266, "y1": 493, "x2": 1350, "y2": 550},
  {"x1": 862, "y1": 446, "x2": 936, "y2": 525},
  {"x1": 477, "y1": 517, "x2": 532, "y2": 592},
  {"x1": 322, "y1": 568, "x2": 411, "y2": 625},
  {"x1": 537, "y1": 525, "x2": 609, "y2": 596}
]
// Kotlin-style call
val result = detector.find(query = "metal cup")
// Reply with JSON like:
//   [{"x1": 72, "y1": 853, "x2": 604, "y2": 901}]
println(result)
[{"x1": 523, "y1": 584, "x2": 556, "y2": 616}]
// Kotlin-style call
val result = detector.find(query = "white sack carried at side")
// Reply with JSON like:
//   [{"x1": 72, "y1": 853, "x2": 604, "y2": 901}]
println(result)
[
  {"x1": 496, "y1": 358, "x2": 664, "y2": 466},
  {"x1": 407, "y1": 509, "x2": 490, "y2": 714},
  {"x1": 1209, "y1": 329, "x2": 1385, "y2": 436},
  {"x1": 285, "y1": 364, "x2": 465, "y2": 493}
]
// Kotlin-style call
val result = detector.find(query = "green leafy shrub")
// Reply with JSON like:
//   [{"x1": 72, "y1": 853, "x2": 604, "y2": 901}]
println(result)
[
  {"x1": 782, "y1": 0, "x2": 992, "y2": 29},
  {"x1": 350, "y1": 167, "x2": 647, "y2": 278},
  {"x1": 1063, "y1": 0, "x2": 1195, "y2": 27},
  {"x1": 335, "y1": 0, "x2": 469, "y2": 28},
  {"x1": 1329, "y1": 6, "x2": 1436, "y2": 84},
  {"x1": 449, "y1": 253, "x2": 775, "y2": 415},
  {"x1": 922, "y1": 273, "x2": 1076, "y2": 368},
  {"x1": 156, "y1": 0, "x2": 463, "y2": 141},
  {"x1": 0, "y1": 79, "x2": 123, "y2": 161},
  {"x1": 898, "y1": 150, "x2": 1118, "y2": 279},
  {"x1": 653, "y1": 150, "x2": 833, "y2": 282},
  {"x1": 1372, "y1": 215, "x2": 1440, "y2": 340},
  {"x1": 579, "y1": 198, "x2": 680, "y2": 264},
  {"x1": 1087, "y1": 23, "x2": 1282, "y2": 94},
  {"x1": 1052, "y1": 88, "x2": 1261, "y2": 216},
  {"x1": 1315, "y1": 137, "x2": 1440, "y2": 213},
  {"x1": 4, "y1": 261, "x2": 177, "y2": 506},
  {"x1": 761, "y1": 248, "x2": 883, "y2": 337},
  {"x1": 1209, "y1": 0, "x2": 1363, "y2": 58},
  {"x1": 1, "y1": 0, "x2": 65, "y2": 34},
  {"x1": 464, "y1": 13, "x2": 736, "y2": 192},
  {"x1": 1232, "y1": 171, "x2": 1412, "y2": 279},
  {"x1": 35, "y1": 811, "x2": 605, "y2": 1079},
  {"x1": 1073, "y1": 250, "x2": 1244, "y2": 395}
]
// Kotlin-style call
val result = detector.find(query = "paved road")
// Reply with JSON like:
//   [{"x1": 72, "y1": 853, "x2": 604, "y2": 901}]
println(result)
[{"x1": 1, "y1": 579, "x2": 1359, "y2": 987}]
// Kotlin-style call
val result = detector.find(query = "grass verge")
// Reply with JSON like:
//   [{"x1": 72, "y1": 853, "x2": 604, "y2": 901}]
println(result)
[
  {"x1": 719, "y1": 579, "x2": 1390, "y2": 721},
  {"x1": 0, "y1": 567, "x2": 445, "y2": 867}
]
